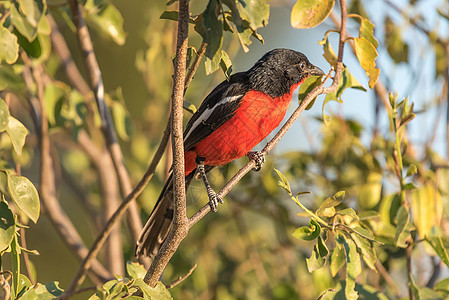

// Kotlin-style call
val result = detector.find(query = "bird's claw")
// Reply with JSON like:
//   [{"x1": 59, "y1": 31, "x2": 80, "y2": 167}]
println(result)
[
  {"x1": 247, "y1": 151, "x2": 266, "y2": 172},
  {"x1": 207, "y1": 188, "x2": 223, "y2": 212}
]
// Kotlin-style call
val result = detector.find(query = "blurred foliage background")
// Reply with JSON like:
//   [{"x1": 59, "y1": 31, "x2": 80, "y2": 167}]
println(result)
[{"x1": 1, "y1": 0, "x2": 449, "y2": 299}]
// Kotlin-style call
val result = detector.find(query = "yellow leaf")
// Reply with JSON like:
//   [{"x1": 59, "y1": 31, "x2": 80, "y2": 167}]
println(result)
[
  {"x1": 354, "y1": 37, "x2": 380, "y2": 88},
  {"x1": 291, "y1": 0, "x2": 335, "y2": 29},
  {"x1": 412, "y1": 184, "x2": 443, "y2": 237}
]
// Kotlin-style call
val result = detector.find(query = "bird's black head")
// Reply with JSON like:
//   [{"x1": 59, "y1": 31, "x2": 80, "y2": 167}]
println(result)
[{"x1": 247, "y1": 48, "x2": 324, "y2": 98}]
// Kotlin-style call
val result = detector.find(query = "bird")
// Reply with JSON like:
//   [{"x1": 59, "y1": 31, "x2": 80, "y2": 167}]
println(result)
[{"x1": 136, "y1": 48, "x2": 324, "y2": 258}]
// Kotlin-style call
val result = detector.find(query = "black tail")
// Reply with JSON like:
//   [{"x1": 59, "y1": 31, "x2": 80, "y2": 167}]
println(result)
[{"x1": 135, "y1": 172, "x2": 195, "y2": 258}]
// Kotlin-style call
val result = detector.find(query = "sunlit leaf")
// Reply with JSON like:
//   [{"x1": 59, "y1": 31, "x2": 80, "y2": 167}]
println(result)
[
  {"x1": 330, "y1": 243, "x2": 345, "y2": 277},
  {"x1": 292, "y1": 219, "x2": 321, "y2": 241},
  {"x1": 337, "y1": 234, "x2": 361, "y2": 300},
  {"x1": 219, "y1": 50, "x2": 233, "y2": 80},
  {"x1": 6, "y1": 116, "x2": 28, "y2": 156},
  {"x1": 19, "y1": 0, "x2": 46, "y2": 28},
  {"x1": 435, "y1": 278, "x2": 449, "y2": 293},
  {"x1": 10, "y1": 0, "x2": 38, "y2": 41},
  {"x1": 126, "y1": 261, "x2": 146, "y2": 280},
  {"x1": 0, "y1": 98, "x2": 9, "y2": 132},
  {"x1": 412, "y1": 184, "x2": 443, "y2": 238},
  {"x1": 298, "y1": 75, "x2": 322, "y2": 110},
  {"x1": 183, "y1": 100, "x2": 197, "y2": 114},
  {"x1": 394, "y1": 205, "x2": 410, "y2": 248},
  {"x1": 318, "y1": 35, "x2": 338, "y2": 67},
  {"x1": 0, "y1": 201, "x2": 16, "y2": 252},
  {"x1": 11, "y1": 235, "x2": 20, "y2": 299},
  {"x1": 306, "y1": 244, "x2": 326, "y2": 272},
  {"x1": 134, "y1": 279, "x2": 173, "y2": 300},
  {"x1": 316, "y1": 193, "x2": 343, "y2": 218},
  {"x1": 274, "y1": 168, "x2": 291, "y2": 195},
  {"x1": 20, "y1": 281, "x2": 64, "y2": 298},
  {"x1": 291, "y1": 0, "x2": 335, "y2": 29},
  {"x1": 0, "y1": 27, "x2": 19, "y2": 64},
  {"x1": 354, "y1": 37, "x2": 380, "y2": 89},
  {"x1": 85, "y1": 0, "x2": 126, "y2": 45},
  {"x1": 351, "y1": 231, "x2": 376, "y2": 270},
  {"x1": 359, "y1": 18, "x2": 378, "y2": 48},
  {"x1": 425, "y1": 235, "x2": 449, "y2": 268},
  {"x1": 358, "y1": 172, "x2": 382, "y2": 209},
  {"x1": 7, "y1": 170, "x2": 40, "y2": 223},
  {"x1": 236, "y1": 0, "x2": 269, "y2": 29},
  {"x1": 406, "y1": 164, "x2": 417, "y2": 177},
  {"x1": 338, "y1": 208, "x2": 359, "y2": 220}
]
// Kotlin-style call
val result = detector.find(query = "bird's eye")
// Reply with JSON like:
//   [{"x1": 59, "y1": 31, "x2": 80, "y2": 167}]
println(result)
[{"x1": 299, "y1": 62, "x2": 305, "y2": 69}]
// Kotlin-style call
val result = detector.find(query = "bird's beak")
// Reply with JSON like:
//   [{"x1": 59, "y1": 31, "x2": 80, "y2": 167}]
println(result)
[{"x1": 307, "y1": 65, "x2": 325, "y2": 77}]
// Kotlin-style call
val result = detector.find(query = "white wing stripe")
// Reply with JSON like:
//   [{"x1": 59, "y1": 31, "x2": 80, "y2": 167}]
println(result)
[{"x1": 183, "y1": 95, "x2": 243, "y2": 142}]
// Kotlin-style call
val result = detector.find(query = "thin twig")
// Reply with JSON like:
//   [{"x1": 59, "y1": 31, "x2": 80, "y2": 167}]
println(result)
[
  {"x1": 63, "y1": 117, "x2": 172, "y2": 296},
  {"x1": 406, "y1": 241, "x2": 415, "y2": 300},
  {"x1": 21, "y1": 53, "x2": 111, "y2": 284},
  {"x1": 374, "y1": 260, "x2": 400, "y2": 297},
  {"x1": 184, "y1": 42, "x2": 207, "y2": 93},
  {"x1": 67, "y1": 0, "x2": 143, "y2": 240},
  {"x1": 166, "y1": 263, "x2": 198, "y2": 289},
  {"x1": 19, "y1": 228, "x2": 35, "y2": 285}
]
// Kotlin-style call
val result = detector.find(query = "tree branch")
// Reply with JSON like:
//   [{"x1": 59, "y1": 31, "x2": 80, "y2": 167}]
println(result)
[
  {"x1": 142, "y1": 0, "x2": 190, "y2": 287},
  {"x1": 67, "y1": 0, "x2": 143, "y2": 241},
  {"x1": 21, "y1": 55, "x2": 112, "y2": 284}
]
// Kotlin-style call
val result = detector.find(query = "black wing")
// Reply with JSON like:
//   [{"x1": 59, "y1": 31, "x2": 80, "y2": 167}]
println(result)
[{"x1": 183, "y1": 72, "x2": 250, "y2": 151}]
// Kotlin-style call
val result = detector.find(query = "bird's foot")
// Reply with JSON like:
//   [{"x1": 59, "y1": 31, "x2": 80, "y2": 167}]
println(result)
[
  {"x1": 207, "y1": 188, "x2": 223, "y2": 212},
  {"x1": 247, "y1": 151, "x2": 266, "y2": 172}
]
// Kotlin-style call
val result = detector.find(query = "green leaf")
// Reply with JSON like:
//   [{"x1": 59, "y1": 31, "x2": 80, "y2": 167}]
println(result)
[
  {"x1": 6, "y1": 116, "x2": 28, "y2": 156},
  {"x1": 183, "y1": 100, "x2": 197, "y2": 114},
  {"x1": 291, "y1": 0, "x2": 335, "y2": 29},
  {"x1": 204, "y1": 50, "x2": 222, "y2": 75},
  {"x1": 330, "y1": 243, "x2": 345, "y2": 277},
  {"x1": 0, "y1": 65, "x2": 26, "y2": 92},
  {"x1": 111, "y1": 101, "x2": 133, "y2": 141},
  {"x1": 292, "y1": 219, "x2": 321, "y2": 241},
  {"x1": 134, "y1": 279, "x2": 173, "y2": 300},
  {"x1": 394, "y1": 205, "x2": 410, "y2": 248},
  {"x1": 0, "y1": 98, "x2": 9, "y2": 132},
  {"x1": 85, "y1": 1, "x2": 126, "y2": 45},
  {"x1": 337, "y1": 234, "x2": 361, "y2": 300},
  {"x1": 406, "y1": 164, "x2": 417, "y2": 177},
  {"x1": 435, "y1": 278, "x2": 449, "y2": 293},
  {"x1": 358, "y1": 172, "x2": 382, "y2": 209},
  {"x1": 317, "y1": 235, "x2": 329, "y2": 256},
  {"x1": 354, "y1": 37, "x2": 380, "y2": 89},
  {"x1": 412, "y1": 184, "x2": 443, "y2": 238},
  {"x1": 19, "y1": 0, "x2": 46, "y2": 28},
  {"x1": 194, "y1": 1, "x2": 223, "y2": 60},
  {"x1": 126, "y1": 261, "x2": 146, "y2": 280},
  {"x1": 7, "y1": 171, "x2": 40, "y2": 223},
  {"x1": 316, "y1": 193, "x2": 344, "y2": 218},
  {"x1": 274, "y1": 168, "x2": 291, "y2": 195},
  {"x1": 11, "y1": 234, "x2": 20, "y2": 299},
  {"x1": 219, "y1": 50, "x2": 233, "y2": 80},
  {"x1": 425, "y1": 235, "x2": 449, "y2": 268},
  {"x1": 359, "y1": 18, "x2": 378, "y2": 48},
  {"x1": 350, "y1": 231, "x2": 376, "y2": 270},
  {"x1": 306, "y1": 244, "x2": 326, "y2": 272},
  {"x1": 44, "y1": 83, "x2": 66, "y2": 126},
  {"x1": 160, "y1": 11, "x2": 196, "y2": 24},
  {"x1": 384, "y1": 16, "x2": 409, "y2": 64},
  {"x1": 319, "y1": 35, "x2": 338, "y2": 67},
  {"x1": 323, "y1": 67, "x2": 366, "y2": 106},
  {"x1": 0, "y1": 201, "x2": 16, "y2": 252},
  {"x1": 338, "y1": 208, "x2": 359, "y2": 220},
  {"x1": 10, "y1": 0, "x2": 39, "y2": 41},
  {"x1": 298, "y1": 75, "x2": 322, "y2": 110},
  {"x1": 20, "y1": 281, "x2": 64, "y2": 299},
  {"x1": 14, "y1": 28, "x2": 42, "y2": 58},
  {"x1": 236, "y1": 0, "x2": 269, "y2": 29},
  {"x1": 0, "y1": 27, "x2": 19, "y2": 64}
]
